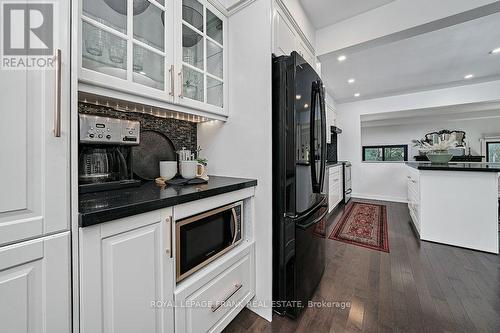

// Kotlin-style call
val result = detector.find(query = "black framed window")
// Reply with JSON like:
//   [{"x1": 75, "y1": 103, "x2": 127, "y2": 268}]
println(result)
[
  {"x1": 486, "y1": 142, "x2": 500, "y2": 162},
  {"x1": 362, "y1": 145, "x2": 408, "y2": 162}
]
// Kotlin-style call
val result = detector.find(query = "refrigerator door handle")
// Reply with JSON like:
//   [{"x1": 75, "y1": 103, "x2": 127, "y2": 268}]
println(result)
[
  {"x1": 310, "y1": 83, "x2": 318, "y2": 192},
  {"x1": 318, "y1": 84, "x2": 327, "y2": 193},
  {"x1": 296, "y1": 206, "x2": 328, "y2": 230}
]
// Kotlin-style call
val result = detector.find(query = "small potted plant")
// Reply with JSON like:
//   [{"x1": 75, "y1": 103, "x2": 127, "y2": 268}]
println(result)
[
  {"x1": 195, "y1": 146, "x2": 209, "y2": 180},
  {"x1": 412, "y1": 135, "x2": 457, "y2": 164}
]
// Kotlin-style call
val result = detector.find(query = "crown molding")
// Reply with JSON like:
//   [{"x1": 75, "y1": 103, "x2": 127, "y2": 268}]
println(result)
[
  {"x1": 227, "y1": 0, "x2": 258, "y2": 16},
  {"x1": 207, "y1": 0, "x2": 229, "y2": 16},
  {"x1": 207, "y1": 0, "x2": 258, "y2": 17}
]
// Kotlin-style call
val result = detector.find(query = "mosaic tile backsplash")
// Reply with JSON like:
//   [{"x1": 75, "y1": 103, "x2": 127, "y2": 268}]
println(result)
[{"x1": 78, "y1": 102, "x2": 197, "y2": 152}]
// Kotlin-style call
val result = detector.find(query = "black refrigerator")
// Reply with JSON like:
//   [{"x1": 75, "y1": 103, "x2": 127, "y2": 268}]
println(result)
[{"x1": 272, "y1": 52, "x2": 328, "y2": 318}]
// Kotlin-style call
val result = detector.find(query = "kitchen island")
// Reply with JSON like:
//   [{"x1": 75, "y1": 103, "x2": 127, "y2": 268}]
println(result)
[{"x1": 406, "y1": 162, "x2": 499, "y2": 254}]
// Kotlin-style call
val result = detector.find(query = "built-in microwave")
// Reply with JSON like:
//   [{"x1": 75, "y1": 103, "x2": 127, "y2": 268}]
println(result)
[{"x1": 176, "y1": 201, "x2": 243, "y2": 282}]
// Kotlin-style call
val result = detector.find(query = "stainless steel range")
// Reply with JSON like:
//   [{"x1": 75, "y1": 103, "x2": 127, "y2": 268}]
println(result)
[{"x1": 343, "y1": 161, "x2": 352, "y2": 203}]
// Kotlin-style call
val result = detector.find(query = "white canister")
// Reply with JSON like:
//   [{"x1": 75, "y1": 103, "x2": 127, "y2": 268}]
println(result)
[
  {"x1": 159, "y1": 161, "x2": 177, "y2": 180},
  {"x1": 179, "y1": 161, "x2": 204, "y2": 179}
]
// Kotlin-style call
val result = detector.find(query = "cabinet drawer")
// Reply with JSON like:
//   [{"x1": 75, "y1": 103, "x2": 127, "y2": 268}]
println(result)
[
  {"x1": 177, "y1": 251, "x2": 254, "y2": 333},
  {"x1": 329, "y1": 166, "x2": 341, "y2": 176},
  {"x1": 329, "y1": 175, "x2": 341, "y2": 186},
  {"x1": 409, "y1": 207, "x2": 420, "y2": 233}
]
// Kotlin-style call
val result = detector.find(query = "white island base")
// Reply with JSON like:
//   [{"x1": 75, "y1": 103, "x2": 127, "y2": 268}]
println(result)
[{"x1": 407, "y1": 165, "x2": 499, "y2": 254}]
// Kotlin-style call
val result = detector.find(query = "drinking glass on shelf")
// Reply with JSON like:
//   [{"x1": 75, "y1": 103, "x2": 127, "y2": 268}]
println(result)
[
  {"x1": 84, "y1": 25, "x2": 105, "y2": 56},
  {"x1": 108, "y1": 39, "x2": 126, "y2": 64},
  {"x1": 133, "y1": 46, "x2": 144, "y2": 72}
]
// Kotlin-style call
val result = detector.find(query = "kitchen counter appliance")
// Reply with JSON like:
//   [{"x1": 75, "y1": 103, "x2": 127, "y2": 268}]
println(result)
[
  {"x1": 272, "y1": 52, "x2": 327, "y2": 318},
  {"x1": 343, "y1": 161, "x2": 352, "y2": 204},
  {"x1": 176, "y1": 201, "x2": 243, "y2": 282},
  {"x1": 78, "y1": 114, "x2": 141, "y2": 193}
]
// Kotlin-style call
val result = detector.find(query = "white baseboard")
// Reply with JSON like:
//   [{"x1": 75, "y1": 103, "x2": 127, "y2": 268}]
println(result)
[{"x1": 352, "y1": 192, "x2": 408, "y2": 204}]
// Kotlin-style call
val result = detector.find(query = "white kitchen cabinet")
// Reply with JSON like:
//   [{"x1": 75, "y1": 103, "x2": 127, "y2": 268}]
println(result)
[
  {"x1": 79, "y1": 208, "x2": 174, "y2": 333},
  {"x1": 175, "y1": 0, "x2": 227, "y2": 114},
  {"x1": 273, "y1": 3, "x2": 296, "y2": 57},
  {"x1": 272, "y1": 0, "x2": 316, "y2": 69},
  {"x1": 0, "y1": 0, "x2": 70, "y2": 247},
  {"x1": 296, "y1": 39, "x2": 315, "y2": 66},
  {"x1": 327, "y1": 165, "x2": 344, "y2": 213},
  {"x1": 406, "y1": 166, "x2": 498, "y2": 253},
  {"x1": 407, "y1": 167, "x2": 420, "y2": 233},
  {"x1": 175, "y1": 242, "x2": 255, "y2": 333},
  {"x1": 79, "y1": 0, "x2": 227, "y2": 116},
  {"x1": 0, "y1": 232, "x2": 71, "y2": 333},
  {"x1": 80, "y1": 0, "x2": 174, "y2": 102}
]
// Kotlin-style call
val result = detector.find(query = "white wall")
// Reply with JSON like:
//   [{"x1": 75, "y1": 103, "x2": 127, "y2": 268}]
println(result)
[
  {"x1": 337, "y1": 79, "x2": 500, "y2": 202},
  {"x1": 362, "y1": 116, "x2": 500, "y2": 157},
  {"x1": 197, "y1": 0, "x2": 273, "y2": 322}
]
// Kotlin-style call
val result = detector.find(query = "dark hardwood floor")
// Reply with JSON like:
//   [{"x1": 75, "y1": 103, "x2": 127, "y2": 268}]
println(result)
[{"x1": 224, "y1": 199, "x2": 500, "y2": 333}]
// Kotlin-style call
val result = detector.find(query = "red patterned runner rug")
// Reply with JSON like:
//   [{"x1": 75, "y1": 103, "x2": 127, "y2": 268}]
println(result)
[{"x1": 329, "y1": 202, "x2": 389, "y2": 252}]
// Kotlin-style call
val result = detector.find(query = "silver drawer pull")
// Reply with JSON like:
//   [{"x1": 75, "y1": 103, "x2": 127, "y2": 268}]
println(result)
[
  {"x1": 169, "y1": 65, "x2": 175, "y2": 97},
  {"x1": 211, "y1": 283, "x2": 242, "y2": 312},
  {"x1": 53, "y1": 48, "x2": 62, "y2": 137}
]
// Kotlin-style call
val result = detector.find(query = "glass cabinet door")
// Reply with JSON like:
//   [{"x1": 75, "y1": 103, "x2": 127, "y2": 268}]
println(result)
[
  {"x1": 81, "y1": 0, "x2": 172, "y2": 94},
  {"x1": 179, "y1": 0, "x2": 225, "y2": 109}
]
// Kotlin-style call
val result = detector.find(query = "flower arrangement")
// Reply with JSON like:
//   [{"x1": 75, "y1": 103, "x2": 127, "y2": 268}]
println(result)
[
  {"x1": 412, "y1": 135, "x2": 457, "y2": 153},
  {"x1": 412, "y1": 134, "x2": 458, "y2": 163},
  {"x1": 195, "y1": 146, "x2": 208, "y2": 166}
]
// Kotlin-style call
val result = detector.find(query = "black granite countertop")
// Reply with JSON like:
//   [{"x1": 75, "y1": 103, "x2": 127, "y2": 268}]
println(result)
[
  {"x1": 79, "y1": 176, "x2": 257, "y2": 227},
  {"x1": 406, "y1": 162, "x2": 500, "y2": 172}
]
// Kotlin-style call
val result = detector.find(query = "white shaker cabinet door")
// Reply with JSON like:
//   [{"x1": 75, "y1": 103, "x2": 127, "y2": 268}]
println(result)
[
  {"x1": 273, "y1": 4, "x2": 296, "y2": 56},
  {"x1": 0, "y1": 0, "x2": 70, "y2": 246},
  {"x1": 80, "y1": 209, "x2": 174, "y2": 333},
  {"x1": 0, "y1": 232, "x2": 71, "y2": 333}
]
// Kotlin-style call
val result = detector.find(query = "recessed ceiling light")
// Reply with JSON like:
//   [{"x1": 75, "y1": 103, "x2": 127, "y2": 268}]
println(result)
[
  {"x1": 348, "y1": 78, "x2": 355, "y2": 84},
  {"x1": 354, "y1": 93, "x2": 360, "y2": 97},
  {"x1": 296, "y1": 94, "x2": 301, "y2": 100},
  {"x1": 490, "y1": 47, "x2": 500, "y2": 54},
  {"x1": 337, "y1": 55, "x2": 347, "y2": 62},
  {"x1": 464, "y1": 74, "x2": 474, "y2": 79},
  {"x1": 304, "y1": 103, "x2": 309, "y2": 108}
]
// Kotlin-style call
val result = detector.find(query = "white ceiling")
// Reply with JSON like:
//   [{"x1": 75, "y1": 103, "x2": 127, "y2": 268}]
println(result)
[
  {"x1": 298, "y1": 0, "x2": 395, "y2": 29},
  {"x1": 318, "y1": 11, "x2": 500, "y2": 103},
  {"x1": 360, "y1": 101, "x2": 500, "y2": 127}
]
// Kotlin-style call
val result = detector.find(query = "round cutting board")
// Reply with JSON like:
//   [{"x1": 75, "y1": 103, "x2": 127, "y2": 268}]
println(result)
[{"x1": 132, "y1": 130, "x2": 176, "y2": 180}]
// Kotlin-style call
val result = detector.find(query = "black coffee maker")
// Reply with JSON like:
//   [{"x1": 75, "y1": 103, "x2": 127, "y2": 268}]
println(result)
[{"x1": 78, "y1": 114, "x2": 141, "y2": 193}]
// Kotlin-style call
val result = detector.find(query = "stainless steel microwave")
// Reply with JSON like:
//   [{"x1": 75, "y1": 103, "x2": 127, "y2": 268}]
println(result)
[{"x1": 176, "y1": 201, "x2": 243, "y2": 282}]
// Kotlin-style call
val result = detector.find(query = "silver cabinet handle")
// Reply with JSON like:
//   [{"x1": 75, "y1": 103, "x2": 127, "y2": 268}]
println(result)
[
  {"x1": 178, "y1": 71, "x2": 183, "y2": 98},
  {"x1": 211, "y1": 283, "x2": 242, "y2": 312},
  {"x1": 53, "y1": 48, "x2": 62, "y2": 137},
  {"x1": 165, "y1": 217, "x2": 172, "y2": 258},
  {"x1": 169, "y1": 65, "x2": 175, "y2": 97}
]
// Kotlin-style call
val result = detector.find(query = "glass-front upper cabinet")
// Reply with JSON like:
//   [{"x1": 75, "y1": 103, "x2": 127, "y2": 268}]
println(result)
[
  {"x1": 80, "y1": 0, "x2": 174, "y2": 101},
  {"x1": 175, "y1": 0, "x2": 227, "y2": 114},
  {"x1": 79, "y1": 0, "x2": 227, "y2": 115}
]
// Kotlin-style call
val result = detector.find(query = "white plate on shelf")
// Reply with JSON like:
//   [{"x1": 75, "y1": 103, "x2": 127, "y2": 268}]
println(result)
[{"x1": 95, "y1": 66, "x2": 162, "y2": 89}]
